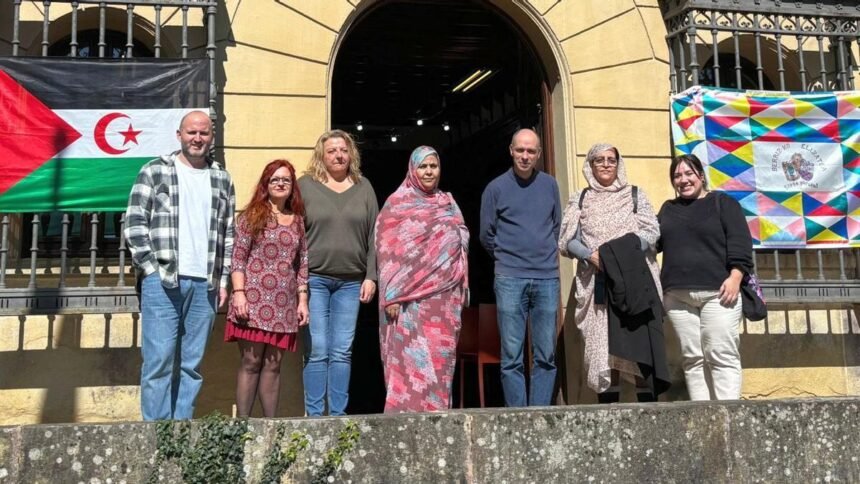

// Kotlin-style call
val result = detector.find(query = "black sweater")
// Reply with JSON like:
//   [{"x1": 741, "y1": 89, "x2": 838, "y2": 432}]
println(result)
[{"x1": 658, "y1": 192, "x2": 753, "y2": 291}]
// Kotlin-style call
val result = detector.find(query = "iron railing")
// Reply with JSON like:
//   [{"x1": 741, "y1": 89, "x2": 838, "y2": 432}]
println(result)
[
  {"x1": 0, "y1": 0, "x2": 217, "y2": 316},
  {"x1": 662, "y1": 0, "x2": 860, "y2": 92},
  {"x1": 662, "y1": 0, "x2": 860, "y2": 306},
  {"x1": 0, "y1": 213, "x2": 138, "y2": 315}
]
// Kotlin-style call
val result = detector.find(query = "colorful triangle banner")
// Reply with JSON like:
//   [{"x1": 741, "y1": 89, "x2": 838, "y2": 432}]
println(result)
[{"x1": 672, "y1": 85, "x2": 860, "y2": 248}]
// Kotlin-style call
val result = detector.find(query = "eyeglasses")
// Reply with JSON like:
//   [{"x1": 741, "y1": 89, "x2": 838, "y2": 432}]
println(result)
[
  {"x1": 268, "y1": 177, "x2": 293, "y2": 186},
  {"x1": 591, "y1": 157, "x2": 618, "y2": 167}
]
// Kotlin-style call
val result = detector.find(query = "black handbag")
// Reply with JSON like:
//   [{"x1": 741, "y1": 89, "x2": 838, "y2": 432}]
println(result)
[
  {"x1": 740, "y1": 273, "x2": 767, "y2": 321},
  {"x1": 714, "y1": 193, "x2": 767, "y2": 321}
]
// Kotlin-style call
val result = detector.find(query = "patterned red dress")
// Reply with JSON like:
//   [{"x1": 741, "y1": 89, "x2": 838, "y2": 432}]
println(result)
[{"x1": 225, "y1": 215, "x2": 308, "y2": 351}]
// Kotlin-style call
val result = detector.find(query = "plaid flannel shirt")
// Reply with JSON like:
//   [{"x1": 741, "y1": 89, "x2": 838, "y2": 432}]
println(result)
[{"x1": 124, "y1": 152, "x2": 236, "y2": 290}]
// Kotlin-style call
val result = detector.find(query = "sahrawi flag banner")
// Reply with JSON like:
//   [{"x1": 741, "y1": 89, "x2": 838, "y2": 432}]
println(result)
[
  {"x1": 0, "y1": 56, "x2": 208, "y2": 212},
  {"x1": 671, "y1": 85, "x2": 860, "y2": 248}
]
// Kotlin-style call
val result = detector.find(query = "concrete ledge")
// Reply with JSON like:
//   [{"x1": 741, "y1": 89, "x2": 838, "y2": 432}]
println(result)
[{"x1": 1, "y1": 398, "x2": 859, "y2": 483}]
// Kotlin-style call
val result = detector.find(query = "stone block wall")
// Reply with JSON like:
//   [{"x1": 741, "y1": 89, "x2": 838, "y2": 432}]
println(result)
[{"x1": 2, "y1": 398, "x2": 859, "y2": 483}]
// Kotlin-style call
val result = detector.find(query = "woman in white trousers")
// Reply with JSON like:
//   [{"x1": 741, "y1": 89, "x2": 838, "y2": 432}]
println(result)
[{"x1": 657, "y1": 154, "x2": 753, "y2": 400}]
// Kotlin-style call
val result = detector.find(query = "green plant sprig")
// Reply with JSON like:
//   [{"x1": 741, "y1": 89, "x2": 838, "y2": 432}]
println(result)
[
  {"x1": 260, "y1": 424, "x2": 310, "y2": 484},
  {"x1": 311, "y1": 420, "x2": 361, "y2": 484}
]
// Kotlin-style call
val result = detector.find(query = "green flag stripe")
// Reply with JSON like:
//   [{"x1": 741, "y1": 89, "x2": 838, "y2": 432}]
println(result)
[{"x1": 0, "y1": 157, "x2": 152, "y2": 212}]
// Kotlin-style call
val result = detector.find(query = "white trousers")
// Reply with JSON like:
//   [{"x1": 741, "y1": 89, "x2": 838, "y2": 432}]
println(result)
[{"x1": 664, "y1": 289, "x2": 742, "y2": 400}]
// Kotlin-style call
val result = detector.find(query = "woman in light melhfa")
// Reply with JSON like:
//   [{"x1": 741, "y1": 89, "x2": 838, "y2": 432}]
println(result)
[{"x1": 559, "y1": 143, "x2": 670, "y2": 403}]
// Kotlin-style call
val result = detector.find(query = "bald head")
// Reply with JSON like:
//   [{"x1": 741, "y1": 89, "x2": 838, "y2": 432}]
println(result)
[
  {"x1": 509, "y1": 128, "x2": 542, "y2": 179},
  {"x1": 176, "y1": 110, "x2": 213, "y2": 167},
  {"x1": 178, "y1": 110, "x2": 212, "y2": 132},
  {"x1": 511, "y1": 128, "x2": 541, "y2": 148}
]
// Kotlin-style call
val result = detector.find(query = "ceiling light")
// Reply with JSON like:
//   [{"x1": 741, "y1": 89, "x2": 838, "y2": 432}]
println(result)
[
  {"x1": 416, "y1": 119, "x2": 424, "y2": 126},
  {"x1": 356, "y1": 122, "x2": 363, "y2": 131},
  {"x1": 462, "y1": 70, "x2": 493, "y2": 93},
  {"x1": 390, "y1": 135, "x2": 398, "y2": 143},
  {"x1": 443, "y1": 123, "x2": 450, "y2": 132},
  {"x1": 451, "y1": 69, "x2": 483, "y2": 93}
]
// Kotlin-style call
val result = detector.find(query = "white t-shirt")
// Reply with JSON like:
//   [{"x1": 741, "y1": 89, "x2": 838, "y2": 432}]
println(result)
[{"x1": 175, "y1": 159, "x2": 211, "y2": 279}]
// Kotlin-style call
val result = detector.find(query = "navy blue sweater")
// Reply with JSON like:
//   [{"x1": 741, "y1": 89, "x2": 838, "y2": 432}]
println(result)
[{"x1": 479, "y1": 168, "x2": 561, "y2": 279}]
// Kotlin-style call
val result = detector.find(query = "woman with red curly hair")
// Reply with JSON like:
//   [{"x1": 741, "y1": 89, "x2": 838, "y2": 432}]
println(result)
[{"x1": 226, "y1": 159, "x2": 309, "y2": 417}]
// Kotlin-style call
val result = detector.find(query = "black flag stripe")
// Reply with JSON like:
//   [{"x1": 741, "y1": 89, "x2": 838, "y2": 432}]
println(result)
[{"x1": 0, "y1": 56, "x2": 208, "y2": 110}]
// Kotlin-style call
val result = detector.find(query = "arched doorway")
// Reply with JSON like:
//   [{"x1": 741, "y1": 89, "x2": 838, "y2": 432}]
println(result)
[{"x1": 331, "y1": 0, "x2": 566, "y2": 412}]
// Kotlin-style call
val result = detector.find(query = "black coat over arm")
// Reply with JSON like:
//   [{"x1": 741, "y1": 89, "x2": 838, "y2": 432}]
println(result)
[{"x1": 599, "y1": 232, "x2": 671, "y2": 397}]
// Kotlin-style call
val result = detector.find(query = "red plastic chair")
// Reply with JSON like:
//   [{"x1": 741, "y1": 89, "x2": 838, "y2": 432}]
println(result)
[
  {"x1": 456, "y1": 304, "x2": 503, "y2": 408},
  {"x1": 476, "y1": 304, "x2": 502, "y2": 408},
  {"x1": 456, "y1": 307, "x2": 479, "y2": 408}
]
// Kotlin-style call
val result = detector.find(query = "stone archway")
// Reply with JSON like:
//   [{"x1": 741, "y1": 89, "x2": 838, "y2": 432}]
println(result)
[{"x1": 326, "y1": 0, "x2": 578, "y2": 410}]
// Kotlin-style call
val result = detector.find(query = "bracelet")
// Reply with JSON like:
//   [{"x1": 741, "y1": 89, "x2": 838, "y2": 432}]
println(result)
[
  {"x1": 297, "y1": 288, "x2": 308, "y2": 294},
  {"x1": 233, "y1": 289, "x2": 245, "y2": 292}
]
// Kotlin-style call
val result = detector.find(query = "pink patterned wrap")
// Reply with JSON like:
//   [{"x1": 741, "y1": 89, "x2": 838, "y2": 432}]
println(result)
[
  {"x1": 374, "y1": 146, "x2": 469, "y2": 412},
  {"x1": 376, "y1": 146, "x2": 469, "y2": 309}
]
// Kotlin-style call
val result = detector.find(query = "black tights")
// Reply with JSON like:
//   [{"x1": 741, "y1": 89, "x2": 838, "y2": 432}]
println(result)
[{"x1": 235, "y1": 341, "x2": 285, "y2": 417}]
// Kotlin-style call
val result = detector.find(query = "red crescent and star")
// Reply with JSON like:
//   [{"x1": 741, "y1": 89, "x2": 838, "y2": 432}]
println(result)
[{"x1": 93, "y1": 112, "x2": 142, "y2": 155}]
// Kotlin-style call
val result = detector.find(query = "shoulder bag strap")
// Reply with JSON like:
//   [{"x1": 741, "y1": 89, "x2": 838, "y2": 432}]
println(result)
[
  {"x1": 578, "y1": 187, "x2": 591, "y2": 210},
  {"x1": 632, "y1": 185, "x2": 638, "y2": 214}
]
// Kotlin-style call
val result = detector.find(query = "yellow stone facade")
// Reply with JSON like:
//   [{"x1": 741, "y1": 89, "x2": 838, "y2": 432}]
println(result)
[{"x1": 0, "y1": 0, "x2": 858, "y2": 424}]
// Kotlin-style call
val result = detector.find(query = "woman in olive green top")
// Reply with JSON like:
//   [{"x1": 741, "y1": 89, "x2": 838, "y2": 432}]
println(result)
[{"x1": 298, "y1": 129, "x2": 378, "y2": 416}]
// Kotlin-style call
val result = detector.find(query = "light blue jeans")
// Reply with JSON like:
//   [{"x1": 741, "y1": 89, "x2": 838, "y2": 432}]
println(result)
[
  {"x1": 302, "y1": 274, "x2": 361, "y2": 416},
  {"x1": 140, "y1": 274, "x2": 215, "y2": 420},
  {"x1": 494, "y1": 276, "x2": 559, "y2": 407}
]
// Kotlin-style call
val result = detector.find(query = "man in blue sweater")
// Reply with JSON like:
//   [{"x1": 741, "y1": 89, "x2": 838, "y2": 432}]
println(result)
[{"x1": 480, "y1": 128, "x2": 561, "y2": 407}]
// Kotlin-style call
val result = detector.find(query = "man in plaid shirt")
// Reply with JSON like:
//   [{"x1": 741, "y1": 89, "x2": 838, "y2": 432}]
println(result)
[{"x1": 124, "y1": 110, "x2": 235, "y2": 420}]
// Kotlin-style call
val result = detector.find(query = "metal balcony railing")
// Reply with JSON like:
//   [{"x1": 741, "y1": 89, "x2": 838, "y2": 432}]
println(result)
[{"x1": 0, "y1": 212, "x2": 139, "y2": 315}]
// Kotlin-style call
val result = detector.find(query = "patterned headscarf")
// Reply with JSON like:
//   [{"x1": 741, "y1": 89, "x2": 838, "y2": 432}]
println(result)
[
  {"x1": 375, "y1": 146, "x2": 469, "y2": 308},
  {"x1": 405, "y1": 145, "x2": 440, "y2": 195},
  {"x1": 583, "y1": 142, "x2": 628, "y2": 192},
  {"x1": 559, "y1": 143, "x2": 635, "y2": 257}
]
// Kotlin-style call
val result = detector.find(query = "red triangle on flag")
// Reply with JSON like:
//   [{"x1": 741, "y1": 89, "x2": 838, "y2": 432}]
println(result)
[
  {"x1": 710, "y1": 139, "x2": 748, "y2": 154},
  {"x1": 819, "y1": 120, "x2": 841, "y2": 142},
  {"x1": 0, "y1": 70, "x2": 82, "y2": 194},
  {"x1": 808, "y1": 204, "x2": 844, "y2": 217},
  {"x1": 748, "y1": 99, "x2": 774, "y2": 116},
  {"x1": 677, "y1": 115, "x2": 701, "y2": 131}
]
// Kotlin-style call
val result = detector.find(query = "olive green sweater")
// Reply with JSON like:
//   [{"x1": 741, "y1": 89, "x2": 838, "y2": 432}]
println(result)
[{"x1": 298, "y1": 175, "x2": 379, "y2": 281}]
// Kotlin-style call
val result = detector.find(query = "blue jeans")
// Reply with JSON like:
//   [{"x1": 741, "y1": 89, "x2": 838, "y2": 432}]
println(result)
[
  {"x1": 140, "y1": 274, "x2": 216, "y2": 420},
  {"x1": 302, "y1": 275, "x2": 361, "y2": 416},
  {"x1": 494, "y1": 276, "x2": 559, "y2": 407}
]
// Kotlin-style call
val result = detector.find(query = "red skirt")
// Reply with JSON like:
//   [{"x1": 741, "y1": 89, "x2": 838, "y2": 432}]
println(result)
[{"x1": 224, "y1": 319, "x2": 298, "y2": 351}]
